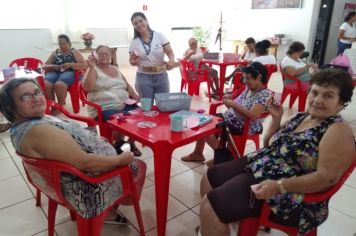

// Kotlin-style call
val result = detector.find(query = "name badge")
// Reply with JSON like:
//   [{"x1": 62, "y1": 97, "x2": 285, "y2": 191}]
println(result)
[{"x1": 147, "y1": 54, "x2": 156, "y2": 62}]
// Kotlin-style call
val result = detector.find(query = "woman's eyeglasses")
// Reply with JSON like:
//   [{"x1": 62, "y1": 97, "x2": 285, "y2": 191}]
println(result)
[{"x1": 20, "y1": 90, "x2": 44, "y2": 102}]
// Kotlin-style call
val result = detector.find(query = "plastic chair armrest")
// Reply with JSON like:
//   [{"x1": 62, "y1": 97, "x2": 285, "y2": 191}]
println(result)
[{"x1": 209, "y1": 101, "x2": 224, "y2": 115}]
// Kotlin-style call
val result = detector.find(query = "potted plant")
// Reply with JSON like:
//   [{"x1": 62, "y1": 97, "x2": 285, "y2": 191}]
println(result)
[{"x1": 192, "y1": 27, "x2": 210, "y2": 52}]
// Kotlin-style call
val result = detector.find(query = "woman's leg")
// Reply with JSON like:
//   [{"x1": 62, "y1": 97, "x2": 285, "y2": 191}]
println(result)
[
  {"x1": 44, "y1": 72, "x2": 59, "y2": 101},
  {"x1": 135, "y1": 72, "x2": 155, "y2": 100},
  {"x1": 200, "y1": 196, "x2": 229, "y2": 236},
  {"x1": 181, "y1": 138, "x2": 206, "y2": 162},
  {"x1": 54, "y1": 71, "x2": 74, "y2": 106}
]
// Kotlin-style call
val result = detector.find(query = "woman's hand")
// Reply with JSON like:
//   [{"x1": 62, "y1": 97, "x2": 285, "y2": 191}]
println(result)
[
  {"x1": 223, "y1": 99, "x2": 234, "y2": 108},
  {"x1": 118, "y1": 152, "x2": 134, "y2": 166},
  {"x1": 129, "y1": 53, "x2": 140, "y2": 66},
  {"x1": 166, "y1": 60, "x2": 179, "y2": 70},
  {"x1": 266, "y1": 97, "x2": 283, "y2": 119},
  {"x1": 61, "y1": 62, "x2": 72, "y2": 70},
  {"x1": 223, "y1": 94, "x2": 233, "y2": 99},
  {"x1": 87, "y1": 54, "x2": 96, "y2": 68},
  {"x1": 252, "y1": 179, "x2": 280, "y2": 199},
  {"x1": 130, "y1": 92, "x2": 140, "y2": 102}
]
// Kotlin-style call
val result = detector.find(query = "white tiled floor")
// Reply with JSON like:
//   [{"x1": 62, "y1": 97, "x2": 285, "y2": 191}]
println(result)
[{"x1": 0, "y1": 66, "x2": 356, "y2": 236}]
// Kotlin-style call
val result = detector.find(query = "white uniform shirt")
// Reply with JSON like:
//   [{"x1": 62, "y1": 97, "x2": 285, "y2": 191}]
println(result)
[
  {"x1": 129, "y1": 31, "x2": 169, "y2": 73},
  {"x1": 252, "y1": 55, "x2": 277, "y2": 65},
  {"x1": 340, "y1": 22, "x2": 356, "y2": 44}
]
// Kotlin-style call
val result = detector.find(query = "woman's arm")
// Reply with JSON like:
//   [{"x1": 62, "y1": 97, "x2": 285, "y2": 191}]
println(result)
[
  {"x1": 42, "y1": 51, "x2": 60, "y2": 72},
  {"x1": 82, "y1": 60, "x2": 98, "y2": 92},
  {"x1": 284, "y1": 65, "x2": 311, "y2": 77},
  {"x1": 120, "y1": 71, "x2": 140, "y2": 100},
  {"x1": 21, "y1": 124, "x2": 133, "y2": 172},
  {"x1": 263, "y1": 100, "x2": 285, "y2": 147},
  {"x1": 224, "y1": 99, "x2": 265, "y2": 120},
  {"x1": 338, "y1": 29, "x2": 356, "y2": 41},
  {"x1": 254, "y1": 122, "x2": 356, "y2": 199},
  {"x1": 163, "y1": 43, "x2": 176, "y2": 70}
]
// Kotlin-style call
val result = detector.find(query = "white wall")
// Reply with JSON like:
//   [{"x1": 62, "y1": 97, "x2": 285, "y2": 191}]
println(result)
[
  {"x1": 0, "y1": 28, "x2": 130, "y2": 68},
  {"x1": 0, "y1": 0, "x2": 322, "y2": 68}
]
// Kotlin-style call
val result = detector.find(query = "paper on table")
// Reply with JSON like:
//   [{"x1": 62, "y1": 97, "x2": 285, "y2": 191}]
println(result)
[{"x1": 184, "y1": 116, "x2": 200, "y2": 128}]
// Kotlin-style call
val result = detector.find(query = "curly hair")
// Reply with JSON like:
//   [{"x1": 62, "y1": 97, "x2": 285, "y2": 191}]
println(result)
[
  {"x1": 310, "y1": 69, "x2": 354, "y2": 107},
  {"x1": 287, "y1": 41, "x2": 305, "y2": 55}
]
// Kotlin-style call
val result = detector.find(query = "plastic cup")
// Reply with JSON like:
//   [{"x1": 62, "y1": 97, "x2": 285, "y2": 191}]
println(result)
[
  {"x1": 141, "y1": 98, "x2": 152, "y2": 111},
  {"x1": 170, "y1": 115, "x2": 184, "y2": 132}
]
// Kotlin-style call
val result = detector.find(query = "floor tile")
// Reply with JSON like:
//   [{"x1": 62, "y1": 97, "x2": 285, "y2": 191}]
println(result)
[
  {"x1": 0, "y1": 158, "x2": 20, "y2": 181},
  {"x1": 55, "y1": 220, "x2": 140, "y2": 236},
  {"x1": 0, "y1": 143, "x2": 10, "y2": 160},
  {"x1": 169, "y1": 169, "x2": 202, "y2": 208},
  {"x1": 119, "y1": 185, "x2": 188, "y2": 232},
  {"x1": 0, "y1": 199, "x2": 48, "y2": 236},
  {"x1": 329, "y1": 184, "x2": 356, "y2": 219},
  {"x1": 144, "y1": 157, "x2": 190, "y2": 182},
  {"x1": 0, "y1": 175, "x2": 33, "y2": 209},
  {"x1": 345, "y1": 169, "x2": 356, "y2": 189},
  {"x1": 318, "y1": 208, "x2": 356, "y2": 236},
  {"x1": 146, "y1": 210, "x2": 200, "y2": 236}
]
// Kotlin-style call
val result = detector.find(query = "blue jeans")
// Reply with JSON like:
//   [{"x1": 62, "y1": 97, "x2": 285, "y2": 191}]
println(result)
[
  {"x1": 135, "y1": 72, "x2": 170, "y2": 101},
  {"x1": 337, "y1": 40, "x2": 352, "y2": 55},
  {"x1": 44, "y1": 71, "x2": 76, "y2": 86}
]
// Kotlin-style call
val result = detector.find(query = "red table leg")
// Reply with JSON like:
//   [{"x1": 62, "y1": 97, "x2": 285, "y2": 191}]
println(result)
[
  {"x1": 218, "y1": 65, "x2": 227, "y2": 100},
  {"x1": 152, "y1": 141, "x2": 174, "y2": 236}
]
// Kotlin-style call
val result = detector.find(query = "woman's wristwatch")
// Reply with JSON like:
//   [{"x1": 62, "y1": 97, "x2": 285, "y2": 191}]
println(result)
[{"x1": 277, "y1": 179, "x2": 287, "y2": 194}]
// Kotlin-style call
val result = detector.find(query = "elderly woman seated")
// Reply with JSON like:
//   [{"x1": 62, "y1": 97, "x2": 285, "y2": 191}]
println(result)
[
  {"x1": 198, "y1": 69, "x2": 355, "y2": 236},
  {"x1": 42, "y1": 34, "x2": 87, "y2": 112},
  {"x1": 83, "y1": 45, "x2": 142, "y2": 156},
  {"x1": 0, "y1": 78, "x2": 146, "y2": 224},
  {"x1": 281, "y1": 41, "x2": 317, "y2": 85}
]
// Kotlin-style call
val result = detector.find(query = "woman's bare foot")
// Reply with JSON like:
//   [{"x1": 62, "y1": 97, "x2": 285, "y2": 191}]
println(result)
[{"x1": 181, "y1": 152, "x2": 205, "y2": 162}]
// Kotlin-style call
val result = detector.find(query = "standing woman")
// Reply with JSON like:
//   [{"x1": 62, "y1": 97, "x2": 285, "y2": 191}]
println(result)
[
  {"x1": 337, "y1": 12, "x2": 356, "y2": 55},
  {"x1": 129, "y1": 12, "x2": 176, "y2": 100},
  {"x1": 42, "y1": 34, "x2": 87, "y2": 108}
]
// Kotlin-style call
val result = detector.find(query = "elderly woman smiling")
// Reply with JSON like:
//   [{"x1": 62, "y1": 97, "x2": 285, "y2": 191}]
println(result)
[{"x1": 198, "y1": 69, "x2": 355, "y2": 236}]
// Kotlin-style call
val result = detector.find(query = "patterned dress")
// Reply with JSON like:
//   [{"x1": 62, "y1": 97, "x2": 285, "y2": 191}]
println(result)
[
  {"x1": 223, "y1": 88, "x2": 271, "y2": 134},
  {"x1": 10, "y1": 116, "x2": 137, "y2": 218},
  {"x1": 246, "y1": 113, "x2": 344, "y2": 233},
  {"x1": 52, "y1": 48, "x2": 76, "y2": 71}
]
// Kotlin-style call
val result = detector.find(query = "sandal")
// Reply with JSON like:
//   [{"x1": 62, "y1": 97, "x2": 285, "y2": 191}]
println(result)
[
  {"x1": 130, "y1": 143, "x2": 142, "y2": 157},
  {"x1": 181, "y1": 154, "x2": 205, "y2": 162},
  {"x1": 0, "y1": 123, "x2": 11, "y2": 133},
  {"x1": 104, "y1": 212, "x2": 129, "y2": 225}
]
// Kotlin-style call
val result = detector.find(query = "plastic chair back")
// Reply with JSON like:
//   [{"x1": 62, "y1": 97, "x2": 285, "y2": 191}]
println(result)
[
  {"x1": 19, "y1": 154, "x2": 146, "y2": 236},
  {"x1": 9, "y1": 57, "x2": 43, "y2": 71},
  {"x1": 238, "y1": 157, "x2": 356, "y2": 236}
]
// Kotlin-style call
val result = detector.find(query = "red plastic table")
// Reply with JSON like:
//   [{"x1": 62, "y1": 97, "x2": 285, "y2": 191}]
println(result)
[
  {"x1": 107, "y1": 109, "x2": 220, "y2": 236},
  {"x1": 199, "y1": 59, "x2": 248, "y2": 100}
]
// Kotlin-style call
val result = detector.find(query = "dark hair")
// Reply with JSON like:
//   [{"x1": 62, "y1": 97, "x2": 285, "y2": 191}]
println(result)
[
  {"x1": 255, "y1": 40, "x2": 271, "y2": 56},
  {"x1": 310, "y1": 69, "x2": 354, "y2": 107},
  {"x1": 131, "y1": 12, "x2": 152, "y2": 38},
  {"x1": 96, "y1": 45, "x2": 110, "y2": 52},
  {"x1": 242, "y1": 61, "x2": 268, "y2": 84},
  {"x1": 0, "y1": 78, "x2": 41, "y2": 122},
  {"x1": 344, "y1": 12, "x2": 356, "y2": 22},
  {"x1": 287, "y1": 41, "x2": 305, "y2": 55},
  {"x1": 58, "y1": 34, "x2": 71, "y2": 47},
  {"x1": 245, "y1": 37, "x2": 256, "y2": 45}
]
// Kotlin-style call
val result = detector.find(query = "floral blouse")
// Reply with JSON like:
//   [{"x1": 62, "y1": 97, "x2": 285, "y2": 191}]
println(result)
[
  {"x1": 223, "y1": 88, "x2": 271, "y2": 135},
  {"x1": 246, "y1": 112, "x2": 344, "y2": 233}
]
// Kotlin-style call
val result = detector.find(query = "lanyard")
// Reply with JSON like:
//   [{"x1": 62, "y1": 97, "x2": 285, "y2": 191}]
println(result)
[{"x1": 139, "y1": 31, "x2": 153, "y2": 55}]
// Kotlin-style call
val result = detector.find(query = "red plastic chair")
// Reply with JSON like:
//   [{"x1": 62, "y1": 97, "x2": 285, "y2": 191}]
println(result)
[
  {"x1": 179, "y1": 60, "x2": 212, "y2": 102},
  {"x1": 9, "y1": 57, "x2": 43, "y2": 71},
  {"x1": 209, "y1": 86, "x2": 270, "y2": 156},
  {"x1": 279, "y1": 64, "x2": 309, "y2": 112},
  {"x1": 18, "y1": 154, "x2": 146, "y2": 236},
  {"x1": 78, "y1": 83, "x2": 111, "y2": 140},
  {"x1": 67, "y1": 70, "x2": 83, "y2": 114},
  {"x1": 237, "y1": 158, "x2": 356, "y2": 236}
]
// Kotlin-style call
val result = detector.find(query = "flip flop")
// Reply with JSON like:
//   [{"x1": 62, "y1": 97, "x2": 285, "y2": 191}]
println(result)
[
  {"x1": 181, "y1": 155, "x2": 205, "y2": 162},
  {"x1": 130, "y1": 143, "x2": 142, "y2": 157},
  {"x1": 104, "y1": 212, "x2": 129, "y2": 225}
]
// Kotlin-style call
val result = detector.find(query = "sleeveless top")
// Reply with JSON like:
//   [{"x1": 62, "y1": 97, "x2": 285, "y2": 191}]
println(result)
[
  {"x1": 223, "y1": 88, "x2": 271, "y2": 135},
  {"x1": 87, "y1": 66, "x2": 129, "y2": 117},
  {"x1": 246, "y1": 113, "x2": 344, "y2": 233},
  {"x1": 52, "y1": 48, "x2": 77, "y2": 71},
  {"x1": 10, "y1": 116, "x2": 126, "y2": 218}
]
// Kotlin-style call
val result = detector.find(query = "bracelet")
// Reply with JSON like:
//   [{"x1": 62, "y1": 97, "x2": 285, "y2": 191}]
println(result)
[{"x1": 277, "y1": 179, "x2": 287, "y2": 194}]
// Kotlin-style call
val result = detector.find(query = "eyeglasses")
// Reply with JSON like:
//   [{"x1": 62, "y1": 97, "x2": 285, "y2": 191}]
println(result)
[
  {"x1": 97, "y1": 52, "x2": 111, "y2": 57},
  {"x1": 20, "y1": 90, "x2": 44, "y2": 103}
]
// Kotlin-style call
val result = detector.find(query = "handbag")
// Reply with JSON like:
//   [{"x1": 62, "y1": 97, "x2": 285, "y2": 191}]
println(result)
[
  {"x1": 329, "y1": 53, "x2": 353, "y2": 75},
  {"x1": 213, "y1": 120, "x2": 241, "y2": 165}
]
